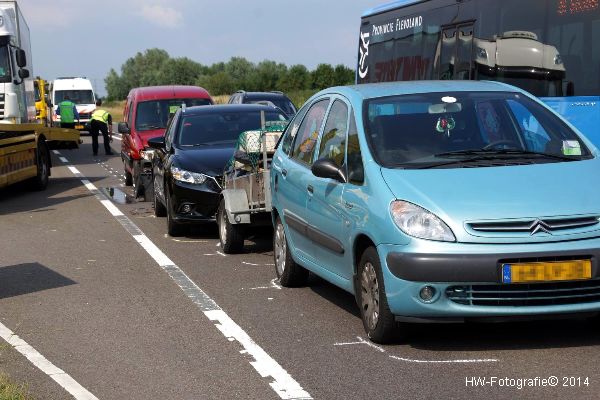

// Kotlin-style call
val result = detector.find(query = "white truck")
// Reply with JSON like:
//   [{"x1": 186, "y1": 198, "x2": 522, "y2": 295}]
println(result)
[
  {"x1": 0, "y1": 0, "x2": 34, "y2": 123},
  {"x1": 50, "y1": 77, "x2": 96, "y2": 130}
]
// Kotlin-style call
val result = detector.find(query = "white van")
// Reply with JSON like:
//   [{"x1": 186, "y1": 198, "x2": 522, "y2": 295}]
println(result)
[{"x1": 50, "y1": 77, "x2": 96, "y2": 129}]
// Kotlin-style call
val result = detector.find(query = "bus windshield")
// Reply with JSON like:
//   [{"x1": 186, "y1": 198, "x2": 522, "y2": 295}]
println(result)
[{"x1": 358, "y1": 0, "x2": 600, "y2": 97}]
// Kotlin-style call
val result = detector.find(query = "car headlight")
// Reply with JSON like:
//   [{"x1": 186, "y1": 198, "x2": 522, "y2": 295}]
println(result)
[
  {"x1": 171, "y1": 165, "x2": 208, "y2": 185},
  {"x1": 390, "y1": 200, "x2": 455, "y2": 242},
  {"x1": 140, "y1": 149, "x2": 154, "y2": 161}
]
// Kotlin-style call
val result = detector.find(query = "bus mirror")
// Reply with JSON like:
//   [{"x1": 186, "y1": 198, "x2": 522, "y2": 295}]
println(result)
[{"x1": 15, "y1": 49, "x2": 26, "y2": 68}]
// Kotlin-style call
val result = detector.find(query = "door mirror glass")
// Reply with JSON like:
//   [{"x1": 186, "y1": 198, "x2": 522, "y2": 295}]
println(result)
[
  {"x1": 118, "y1": 122, "x2": 130, "y2": 134},
  {"x1": 311, "y1": 158, "x2": 346, "y2": 183},
  {"x1": 16, "y1": 49, "x2": 26, "y2": 68},
  {"x1": 18, "y1": 68, "x2": 29, "y2": 80}
]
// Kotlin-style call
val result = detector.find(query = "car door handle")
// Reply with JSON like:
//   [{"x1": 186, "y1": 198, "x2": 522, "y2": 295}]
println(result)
[
  {"x1": 307, "y1": 185, "x2": 314, "y2": 194},
  {"x1": 344, "y1": 201, "x2": 354, "y2": 209},
  {"x1": 281, "y1": 169, "x2": 287, "y2": 177}
]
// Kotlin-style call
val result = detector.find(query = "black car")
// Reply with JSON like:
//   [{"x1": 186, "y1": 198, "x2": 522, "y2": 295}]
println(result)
[
  {"x1": 228, "y1": 91, "x2": 297, "y2": 118},
  {"x1": 148, "y1": 104, "x2": 288, "y2": 236}
]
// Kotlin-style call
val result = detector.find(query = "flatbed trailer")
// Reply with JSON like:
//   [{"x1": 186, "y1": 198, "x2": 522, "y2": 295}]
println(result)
[{"x1": 0, "y1": 124, "x2": 80, "y2": 190}]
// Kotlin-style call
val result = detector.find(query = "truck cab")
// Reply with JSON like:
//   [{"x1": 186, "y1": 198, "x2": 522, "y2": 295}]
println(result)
[{"x1": 0, "y1": 1, "x2": 34, "y2": 124}]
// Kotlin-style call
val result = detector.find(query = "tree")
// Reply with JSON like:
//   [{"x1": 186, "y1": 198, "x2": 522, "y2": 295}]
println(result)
[
  {"x1": 104, "y1": 68, "x2": 127, "y2": 101},
  {"x1": 311, "y1": 64, "x2": 336, "y2": 89},
  {"x1": 160, "y1": 57, "x2": 206, "y2": 86},
  {"x1": 225, "y1": 57, "x2": 254, "y2": 89},
  {"x1": 246, "y1": 61, "x2": 287, "y2": 92},
  {"x1": 197, "y1": 72, "x2": 236, "y2": 96},
  {"x1": 334, "y1": 64, "x2": 354, "y2": 86},
  {"x1": 278, "y1": 64, "x2": 311, "y2": 92}
]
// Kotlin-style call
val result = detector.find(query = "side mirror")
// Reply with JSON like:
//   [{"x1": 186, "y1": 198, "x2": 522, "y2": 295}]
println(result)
[
  {"x1": 118, "y1": 122, "x2": 130, "y2": 134},
  {"x1": 18, "y1": 69, "x2": 29, "y2": 79},
  {"x1": 147, "y1": 136, "x2": 165, "y2": 149},
  {"x1": 311, "y1": 158, "x2": 346, "y2": 183},
  {"x1": 16, "y1": 49, "x2": 26, "y2": 68}
]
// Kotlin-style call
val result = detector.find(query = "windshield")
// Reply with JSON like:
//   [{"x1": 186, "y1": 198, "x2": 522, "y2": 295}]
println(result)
[
  {"x1": 0, "y1": 46, "x2": 10, "y2": 82},
  {"x1": 364, "y1": 91, "x2": 592, "y2": 169},
  {"x1": 54, "y1": 90, "x2": 95, "y2": 105},
  {"x1": 177, "y1": 111, "x2": 288, "y2": 146},
  {"x1": 135, "y1": 98, "x2": 212, "y2": 132},
  {"x1": 246, "y1": 97, "x2": 297, "y2": 115}
]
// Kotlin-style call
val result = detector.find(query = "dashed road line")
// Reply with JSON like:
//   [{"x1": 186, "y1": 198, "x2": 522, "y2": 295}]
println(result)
[
  {"x1": 0, "y1": 322, "x2": 98, "y2": 400},
  {"x1": 54, "y1": 151, "x2": 313, "y2": 400}
]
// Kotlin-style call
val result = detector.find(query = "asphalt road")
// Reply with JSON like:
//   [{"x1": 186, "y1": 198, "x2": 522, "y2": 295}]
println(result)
[{"x1": 0, "y1": 135, "x2": 599, "y2": 399}]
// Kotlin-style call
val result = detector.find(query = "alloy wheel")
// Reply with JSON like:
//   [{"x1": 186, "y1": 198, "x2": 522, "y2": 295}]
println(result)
[
  {"x1": 361, "y1": 262, "x2": 380, "y2": 331},
  {"x1": 274, "y1": 222, "x2": 286, "y2": 276}
]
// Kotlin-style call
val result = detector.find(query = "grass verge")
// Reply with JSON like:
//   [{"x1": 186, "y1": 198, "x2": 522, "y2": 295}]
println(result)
[{"x1": 0, "y1": 373, "x2": 33, "y2": 400}]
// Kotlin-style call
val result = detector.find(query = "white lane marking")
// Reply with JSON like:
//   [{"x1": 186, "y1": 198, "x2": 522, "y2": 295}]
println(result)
[
  {"x1": 59, "y1": 156, "x2": 68, "y2": 163},
  {"x1": 133, "y1": 234, "x2": 175, "y2": 267},
  {"x1": 389, "y1": 355, "x2": 499, "y2": 364},
  {"x1": 67, "y1": 166, "x2": 80, "y2": 175},
  {"x1": 216, "y1": 251, "x2": 227, "y2": 257},
  {"x1": 54, "y1": 151, "x2": 312, "y2": 400},
  {"x1": 242, "y1": 261, "x2": 261, "y2": 266},
  {"x1": 249, "y1": 279, "x2": 282, "y2": 291},
  {"x1": 0, "y1": 322, "x2": 98, "y2": 400},
  {"x1": 206, "y1": 310, "x2": 311, "y2": 399},
  {"x1": 334, "y1": 336, "x2": 499, "y2": 364},
  {"x1": 111, "y1": 136, "x2": 121, "y2": 141},
  {"x1": 100, "y1": 200, "x2": 124, "y2": 217},
  {"x1": 52, "y1": 150, "x2": 60, "y2": 155},
  {"x1": 81, "y1": 179, "x2": 97, "y2": 192}
]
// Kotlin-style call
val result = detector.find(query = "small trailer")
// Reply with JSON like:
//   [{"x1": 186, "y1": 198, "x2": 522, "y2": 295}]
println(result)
[{"x1": 217, "y1": 114, "x2": 287, "y2": 253}]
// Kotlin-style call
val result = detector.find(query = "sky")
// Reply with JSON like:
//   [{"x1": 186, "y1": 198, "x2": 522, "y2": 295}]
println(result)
[{"x1": 20, "y1": 0, "x2": 384, "y2": 97}]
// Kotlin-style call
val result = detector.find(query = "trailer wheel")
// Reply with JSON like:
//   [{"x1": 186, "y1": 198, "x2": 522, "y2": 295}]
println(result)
[
  {"x1": 218, "y1": 198, "x2": 245, "y2": 254},
  {"x1": 31, "y1": 138, "x2": 50, "y2": 191}
]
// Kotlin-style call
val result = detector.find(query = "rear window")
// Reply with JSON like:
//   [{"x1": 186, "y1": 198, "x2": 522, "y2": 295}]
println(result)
[
  {"x1": 135, "y1": 98, "x2": 211, "y2": 131},
  {"x1": 364, "y1": 91, "x2": 592, "y2": 169},
  {"x1": 245, "y1": 96, "x2": 297, "y2": 116},
  {"x1": 177, "y1": 111, "x2": 287, "y2": 146}
]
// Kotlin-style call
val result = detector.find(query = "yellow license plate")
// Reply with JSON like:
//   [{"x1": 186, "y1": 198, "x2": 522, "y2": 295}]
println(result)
[
  {"x1": 502, "y1": 260, "x2": 591, "y2": 284},
  {"x1": 75, "y1": 124, "x2": 84, "y2": 130}
]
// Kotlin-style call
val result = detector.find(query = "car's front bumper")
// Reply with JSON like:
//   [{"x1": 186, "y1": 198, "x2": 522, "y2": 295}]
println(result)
[
  {"x1": 170, "y1": 179, "x2": 221, "y2": 223},
  {"x1": 378, "y1": 238, "x2": 600, "y2": 320}
]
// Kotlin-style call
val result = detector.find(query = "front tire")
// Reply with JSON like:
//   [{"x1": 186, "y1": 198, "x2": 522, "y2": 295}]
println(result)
[
  {"x1": 357, "y1": 246, "x2": 402, "y2": 344},
  {"x1": 31, "y1": 138, "x2": 50, "y2": 191},
  {"x1": 124, "y1": 168, "x2": 133, "y2": 186},
  {"x1": 218, "y1": 199, "x2": 245, "y2": 254},
  {"x1": 274, "y1": 216, "x2": 308, "y2": 287},
  {"x1": 166, "y1": 185, "x2": 185, "y2": 236},
  {"x1": 153, "y1": 179, "x2": 166, "y2": 217}
]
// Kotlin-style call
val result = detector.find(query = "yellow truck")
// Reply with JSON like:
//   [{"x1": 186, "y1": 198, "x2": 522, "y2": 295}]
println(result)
[
  {"x1": 34, "y1": 78, "x2": 50, "y2": 126},
  {"x1": 0, "y1": 124, "x2": 79, "y2": 190}
]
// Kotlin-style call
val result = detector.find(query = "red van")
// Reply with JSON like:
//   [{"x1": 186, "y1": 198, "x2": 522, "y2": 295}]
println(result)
[{"x1": 118, "y1": 85, "x2": 213, "y2": 200}]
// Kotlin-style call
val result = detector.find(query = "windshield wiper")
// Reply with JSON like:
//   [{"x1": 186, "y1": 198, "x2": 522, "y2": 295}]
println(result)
[
  {"x1": 180, "y1": 143, "x2": 211, "y2": 147},
  {"x1": 139, "y1": 125, "x2": 163, "y2": 130},
  {"x1": 435, "y1": 148, "x2": 578, "y2": 161}
]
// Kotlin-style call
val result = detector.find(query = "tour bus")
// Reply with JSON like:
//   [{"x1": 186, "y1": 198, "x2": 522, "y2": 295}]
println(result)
[{"x1": 358, "y1": 0, "x2": 600, "y2": 143}]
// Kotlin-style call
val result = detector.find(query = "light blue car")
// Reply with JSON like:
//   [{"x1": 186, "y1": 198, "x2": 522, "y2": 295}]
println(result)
[{"x1": 270, "y1": 80, "x2": 600, "y2": 343}]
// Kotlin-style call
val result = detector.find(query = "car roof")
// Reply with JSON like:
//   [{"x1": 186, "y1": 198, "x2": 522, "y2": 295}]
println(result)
[
  {"x1": 314, "y1": 80, "x2": 524, "y2": 102},
  {"x1": 182, "y1": 103, "x2": 285, "y2": 116},
  {"x1": 129, "y1": 85, "x2": 212, "y2": 101},
  {"x1": 240, "y1": 92, "x2": 289, "y2": 99}
]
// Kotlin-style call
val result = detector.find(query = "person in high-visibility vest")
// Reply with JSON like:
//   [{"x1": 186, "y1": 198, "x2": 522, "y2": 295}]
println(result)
[
  {"x1": 90, "y1": 99, "x2": 113, "y2": 156},
  {"x1": 56, "y1": 95, "x2": 79, "y2": 129}
]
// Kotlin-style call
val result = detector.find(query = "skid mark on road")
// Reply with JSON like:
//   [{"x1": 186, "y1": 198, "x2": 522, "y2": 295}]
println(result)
[
  {"x1": 55, "y1": 152, "x2": 313, "y2": 400},
  {"x1": 0, "y1": 323, "x2": 98, "y2": 400},
  {"x1": 334, "y1": 336, "x2": 499, "y2": 364}
]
